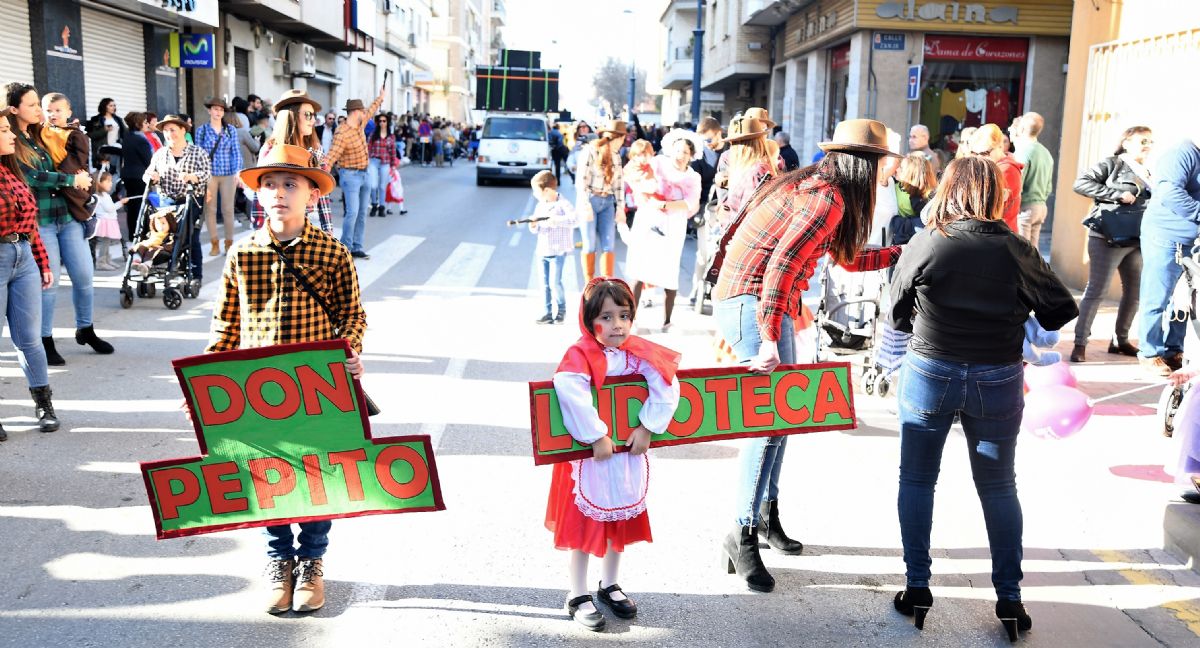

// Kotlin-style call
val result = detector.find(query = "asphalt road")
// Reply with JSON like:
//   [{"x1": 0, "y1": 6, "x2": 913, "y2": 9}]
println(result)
[{"x1": 1, "y1": 160, "x2": 1199, "y2": 647}]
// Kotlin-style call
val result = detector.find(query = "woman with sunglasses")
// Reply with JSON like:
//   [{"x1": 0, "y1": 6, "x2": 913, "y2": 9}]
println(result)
[
  {"x1": 1069, "y1": 126, "x2": 1154, "y2": 364},
  {"x1": 366, "y1": 113, "x2": 398, "y2": 217},
  {"x1": 246, "y1": 91, "x2": 333, "y2": 233}
]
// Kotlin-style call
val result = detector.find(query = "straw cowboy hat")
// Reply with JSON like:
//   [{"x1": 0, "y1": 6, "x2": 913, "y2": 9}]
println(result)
[
  {"x1": 725, "y1": 107, "x2": 776, "y2": 145},
  {"x1": 273, "y1": 89, "x2": 322, "y2": 114},
  {"x1": 155, "y1": 114, "x2": 189, "y2": 131},
  {"x1": 238, "y1": 143, "x2": 336, "y2": 196},
  {"x1": 598, "y1": 119, "x2": 628, "y2": 138},
  {"x1": 819, "y1": 119, "x2": 903, "y2": 158},
  {"x1": 203, "y1": 97, "x2": 228, "y2": 110}
]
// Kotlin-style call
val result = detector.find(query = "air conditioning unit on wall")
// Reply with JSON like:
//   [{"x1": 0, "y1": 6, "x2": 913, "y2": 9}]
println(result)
[{"x1": 286, "y1": 42, "x2": 317, "y2": 78}]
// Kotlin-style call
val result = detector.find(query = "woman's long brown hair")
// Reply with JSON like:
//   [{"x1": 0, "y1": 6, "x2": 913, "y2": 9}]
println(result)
[
  {"x1": 271, "y1": 108, "x2": 320, "y2": 151},
  {"x1": 591, "y1": 133, "x2": 619, "y2": 185},
  {"x1": 925, "y1": 156, "x2": 1005, "y2": 235},
  {"x1": 739, "y1": 151, "x2": 881, "y2": 265},
  {"x1": 4, "y1": 83, "x2": 44, "y2": 170}
]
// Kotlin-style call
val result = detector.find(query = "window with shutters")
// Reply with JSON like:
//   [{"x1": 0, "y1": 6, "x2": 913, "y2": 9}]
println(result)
[{"x1": 234, "y1": 47, "x2": 250, "y2": 100}]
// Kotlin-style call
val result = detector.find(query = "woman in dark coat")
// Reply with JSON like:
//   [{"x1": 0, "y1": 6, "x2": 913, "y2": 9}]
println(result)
[{"x1": 119, "y1": 112, "x2": 154, "y2": 242}]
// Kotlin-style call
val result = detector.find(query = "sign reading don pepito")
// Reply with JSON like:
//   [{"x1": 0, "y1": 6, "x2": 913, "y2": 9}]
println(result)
[
  {"x1": 528, "y1": 364, "x2": 856, "y2": 465},
  {"x1": 141, "y1": 340, "x2": 443, "y2": 539}
]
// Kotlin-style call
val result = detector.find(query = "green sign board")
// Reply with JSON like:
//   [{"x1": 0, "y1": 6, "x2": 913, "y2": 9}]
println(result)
[
  {"x1": 528, "y1": 363, "x2": 856, "y2": 465},
  {"x1": 142, "y1": 341, "x2": 443, "y2": 539}
]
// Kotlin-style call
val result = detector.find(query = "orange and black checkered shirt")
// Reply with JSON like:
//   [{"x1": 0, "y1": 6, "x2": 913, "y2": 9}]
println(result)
[
  {"x1": 206, "y1": 221, "x2": 366, "y2": 354},
  {"x1": 325, "y1": 95, "x2": 385, "y2": 171}
]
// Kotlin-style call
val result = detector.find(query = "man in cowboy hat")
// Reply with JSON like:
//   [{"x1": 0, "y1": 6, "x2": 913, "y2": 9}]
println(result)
[
  {"x1": 326, "y1": 77, "x2": 389, "y2": 259},
  {"x1": 207, "y1": 143, "x2": 367, "y2": 615}
]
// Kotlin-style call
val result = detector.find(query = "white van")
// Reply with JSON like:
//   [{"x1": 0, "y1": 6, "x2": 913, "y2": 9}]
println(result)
[{"x1": 476, "y1": 113, "x2": 551, "y2": 185}]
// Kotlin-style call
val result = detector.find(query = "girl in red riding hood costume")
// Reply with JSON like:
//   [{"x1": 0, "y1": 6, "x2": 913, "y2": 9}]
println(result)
[{"x1": 545, "y1": 277, "x2": 681, "y2": 632}]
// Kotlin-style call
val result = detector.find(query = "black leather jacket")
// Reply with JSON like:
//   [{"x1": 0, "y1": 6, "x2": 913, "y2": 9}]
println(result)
[{"x1": 1073, "y1": 155, "x2": 1152, "y2": 236}]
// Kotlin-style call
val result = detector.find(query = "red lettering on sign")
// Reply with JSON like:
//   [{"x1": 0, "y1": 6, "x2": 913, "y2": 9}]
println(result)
[
  {"x1": 613, "y1": 383, "x2": 649, "y2": 443},
  {"x1": 190, "y1": 375, "x2": 244, "y2": 426},
  {"x1": 813, "y1": 371, "x2": 852, "y2": 423},
  {"x1": 535, "y1": 392, "x2": 573, "y2": 452},
  {"x1": 245, "y1": 368, "x2": 302, "y2": 420},
  {"x1": 741, "y1": 374, "x2": 774, "y2": 428},
  {"x1": 296, "y1": 362, "x2": 355, "y2": 415},
  {"x1": 668, "y1": 381, "x2": 704, "y2": 437},
  {"x1": 375, "y1": 445, "x2": 429, "y2": 500},
  {"x1": 248, "y1": 457, "x2": 297, "y2": 509},
  {"x1": 705, "y1": 377, "x2": 738, "y2": 431},
  {"x1": 151, "y1": 467, "x2": 201, "y2": 520},
  {"x1": 774, "y1": 371, "x2": 811, "y2": 425},
  {"x1": 201, "y1": 461, "x2": 248, "y2": 515},
  {"x1": 302, "y1": 454, "x2": 328, "y2": 506},
  {"x1": 328, "y1": 449, "x2": 369, "y2": 501}
]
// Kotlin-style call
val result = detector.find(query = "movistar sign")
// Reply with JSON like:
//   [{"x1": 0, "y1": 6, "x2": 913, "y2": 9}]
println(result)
[{"x1": 168, "y1": 33, "x2": 215, "y2": 69}]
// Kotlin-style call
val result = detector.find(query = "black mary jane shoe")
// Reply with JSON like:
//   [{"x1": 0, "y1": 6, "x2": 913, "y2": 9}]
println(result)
[
  {"x1": 566, "y1": 594, "x2": 606, "y2": 631},
  {"x1": 894, "y1": 587, "x2": 933, "y2": 630},
  {"x1": 597, "y1": 582, "x2": 637, "y2": 619}
]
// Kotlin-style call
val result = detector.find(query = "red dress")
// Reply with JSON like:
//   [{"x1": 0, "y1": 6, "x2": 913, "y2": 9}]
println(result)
[{"x1": 545, "y1": 461, "x2": 653, "y2": 557}]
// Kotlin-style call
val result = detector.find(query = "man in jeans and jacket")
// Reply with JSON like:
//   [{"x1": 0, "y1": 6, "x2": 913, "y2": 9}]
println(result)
[
  {"x1": 326, "y1": 79, "x2": 388, "y2": 259},
  {"x1": 1014, "y1": 112, "x2": 1054, "y2": 246}
]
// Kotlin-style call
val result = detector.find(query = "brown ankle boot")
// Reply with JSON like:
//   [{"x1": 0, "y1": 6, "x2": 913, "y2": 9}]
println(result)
[
  {"x1": 293, "y1": 558, "x2": 325, "y2": 612},
  {"x1": 1069, "y1": 345, "x2": 1086, "y2": 363},
  {"x1": 600, "y1": 251, "x2": 615, "y2": 277},
  {"x1": 224, "y1": 239, "x2": 234, "y2": 254},
  {"x1": 264, "y1": 558, "x2": 296, "y2": 615},
  {"x1": 209, "y1": 239, "x2": 220, "y2": 256},
  {"x1": 582, "y1": 252, "x2": 597, "y2": 283}
]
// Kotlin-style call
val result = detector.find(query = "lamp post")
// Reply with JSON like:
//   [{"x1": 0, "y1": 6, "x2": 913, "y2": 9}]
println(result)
[
  {"x1": 623, "y1": 9, "x2": 636, "y2": 119},
  {"x1": 690, "y1": 0, "x2": 704, "y2": 123}
]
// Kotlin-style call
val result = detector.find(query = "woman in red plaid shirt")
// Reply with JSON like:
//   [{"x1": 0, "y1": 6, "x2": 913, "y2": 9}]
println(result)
[
  {"x1": 715, "y1": 119, "x2": 903, "y2": 593},
  {"x1": 366, "y1": 114, "x2": 398, "y2": 218}
]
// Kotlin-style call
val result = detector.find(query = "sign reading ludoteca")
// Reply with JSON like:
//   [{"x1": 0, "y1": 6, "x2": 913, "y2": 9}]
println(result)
[
  {"x1": 142, "y1": 341, "x2": 443, "y2": 539},
  {"x1": 528, "y1": 364, "x2": 856, "y2": 465}
]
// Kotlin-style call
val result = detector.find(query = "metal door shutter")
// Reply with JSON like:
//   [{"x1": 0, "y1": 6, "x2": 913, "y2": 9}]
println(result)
[
  {"x1": 234, "y1": 47, "x2": 250, "y2": 99},
  {"x1": 306, "y1": 81, "x2": 334, "y2": 115},
  {"x1": 0, "y1": 2, "x2": 35, "y2": 85},
  {"x1": 81, "y1": 7, "x2": 147, "y2": 114}
]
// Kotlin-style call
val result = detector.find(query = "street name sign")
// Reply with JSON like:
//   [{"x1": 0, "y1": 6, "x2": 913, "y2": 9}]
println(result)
[
  {"x1": 528, "y1": 364, "x2": 856, "y2": 465},
  {"x1": 142, "y1": 341, "x2": 443, "y2": 539}
]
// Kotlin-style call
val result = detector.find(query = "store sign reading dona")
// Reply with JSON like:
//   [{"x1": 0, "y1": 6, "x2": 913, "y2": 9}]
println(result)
[{"x1": 875, "y1": 1, "x2": 1018, "y2": 25}]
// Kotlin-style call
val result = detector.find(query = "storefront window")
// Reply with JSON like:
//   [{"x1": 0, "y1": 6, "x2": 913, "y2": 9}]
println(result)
[
  {"x1": 826, "y1": 43, "x2": 850, "y2": 139},
  {"x1": 918, "y1": 35, "x2": 1027, "y2": 157}
]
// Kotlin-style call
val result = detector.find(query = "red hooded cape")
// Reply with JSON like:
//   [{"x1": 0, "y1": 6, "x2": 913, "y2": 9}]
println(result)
[{"x1": 555, "y1": 277, "x2": 681, "y2": 387}]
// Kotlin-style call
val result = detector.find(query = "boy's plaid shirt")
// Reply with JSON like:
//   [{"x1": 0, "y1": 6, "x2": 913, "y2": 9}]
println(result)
[
  {"x1": 206, "y1": 221, "x2": 366, "y2": 353},
  {"x1": 715, "y1": 175, "x2": 901, "y2": 341}
]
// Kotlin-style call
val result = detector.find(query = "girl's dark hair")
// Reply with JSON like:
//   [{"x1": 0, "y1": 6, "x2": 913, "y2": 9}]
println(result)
[
  {"x1": 676, "y1": 138, "x2": 696, "y2": 157},
  {"x1": 740, "y1": 151, "x2": 881, "y2": 265},
  {"x1": 582, "y1": 280, "x2": 637, "y2": 332},
  {"x1": 97, "y1": 97, "x2": 115, "y2": 115},
  {"x1": 1114, "y1": 126, "x2": 1152, "y2": 156},
  {"x1": 231, "y1": 96, "x2": 249, "y2": 114},
  {"x1": 124, "y1": 111, "x2": 146, "y2": 131},
  {"x1": 369, "y1": 114, "x2": 390, "y2": 142},
  {"x1": 925, "y1": 156, "x2": 1005, "y2": 234}
]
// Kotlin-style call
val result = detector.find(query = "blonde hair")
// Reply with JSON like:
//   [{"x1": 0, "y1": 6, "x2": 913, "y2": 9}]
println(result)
[
  {"x1": 726, "y1": 136, "x2": 779, "y2": 179},
  {"x1": 926, "y1": 156, "x2": 1005, "y2": 234},
  {"x1": 967, "y1": 124, "x2": 1005, "y2": 156},
  {"x1": 628, "y1": 139, "x2": 654, "y2": 159},
  {"x1": 896, "y1": 152, "x2": 936, "y2": 199}
]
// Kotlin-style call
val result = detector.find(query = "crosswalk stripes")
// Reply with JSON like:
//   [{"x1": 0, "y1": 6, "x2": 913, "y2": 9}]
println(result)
[{"x1": 424, "y1": 242, "x2": 494, "y2": 290}]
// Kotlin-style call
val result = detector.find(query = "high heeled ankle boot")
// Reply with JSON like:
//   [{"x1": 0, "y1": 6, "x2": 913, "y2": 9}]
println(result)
[
  {"x1": 893, "y1": 587, "x2": 933, "y2": 629},
  {"x1": 996, "y1": 599, "x2": 1032, "y2": 642},
  {"x1": 75, "y1": 325, "x2": 114, "y2": 354},
  {"x1": 581, "y1": 252, "x2": 596, "y2": 283},
  {"x1": 209, "y1": 238, "x2": 220, "y2": 256},
  {"x1": 722, "y1": 524, "x2": 775, "y2": 592},
  {"x1": 42, "y1": 337, "x2": 65, "y2": 366},
  {"x1": 600, "y1": 251, "x2": 615, "y2": 277},
  {"x1": 30, "y1": 386, "x2": 58, "y2": 433},
  {"x1": 757, "y1": 499, "x2": 804, "y2": 555}
]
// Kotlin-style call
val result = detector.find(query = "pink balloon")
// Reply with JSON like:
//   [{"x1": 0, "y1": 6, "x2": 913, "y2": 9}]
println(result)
[
  {"x1": 1023, "y1": 361, "x2": 1078, "y2": 391},
  {"x1": 1021, "y1": 385, "x2": 1093, "y2": 440}
]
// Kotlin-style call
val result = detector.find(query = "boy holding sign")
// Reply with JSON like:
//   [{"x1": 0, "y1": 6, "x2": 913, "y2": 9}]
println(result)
[{"x1": 208, "y1": 143, "x2": 367, "y2": 614}]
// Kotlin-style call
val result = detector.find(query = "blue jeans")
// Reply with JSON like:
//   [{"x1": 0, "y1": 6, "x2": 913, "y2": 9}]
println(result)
[
  {"x1": 339, "y1": 169, "x2": 370, "y2": 253},
  {"x1": 265, "y1": 521, "x2": 332, "y2": 560},
  {"x1": 715, "y1": 293, "x2": 796, "y2": 526},
  {"x1": 897, "y1": 352, "x2": 1025, "y2": 600},
  {"x1": 368, "y1": 158, "x2": 390, "y2": 206},
  {"x1": 39, "y1": 219, "x2": 93, "y2": 336},
  {"x1": 579, "y1": 195, "x2": 616, "y2": 254},
  {"x1": 1137, "y1": 236, "x2": 1187, "y2": 359},
  {"x1": 542, "y1": 253, "x2": 567, "y2": 315},
  {"x1": 0, "y1": 241, "x2": 49, "y2": 387}
]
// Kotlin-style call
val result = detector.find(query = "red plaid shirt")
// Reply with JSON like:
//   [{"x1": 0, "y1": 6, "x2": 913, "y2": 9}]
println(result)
[
  {"x1": 715, "y1": 174, "x2": 902, "y2": 341},
  {"x1": 367, "y1": 134, "x2": 397, "y2": 167},
  {"x1": 0, "y1": 165, "x2": 49, "y2": 273}
]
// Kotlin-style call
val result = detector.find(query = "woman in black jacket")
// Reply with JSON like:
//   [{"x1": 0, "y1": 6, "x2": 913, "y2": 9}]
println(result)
[
  {"x1": 1069, "y1": 126, "x2": 1154, "y2": 362},
  {"x1": 119, "y1": 112, "x2": 154, "y2": 242},
  {"x1": 85, "y1": 98, "x2": 125, "y2": 170},
  {"x1": 888, "y1": 156, "x2": 1077, "y2": 642}
]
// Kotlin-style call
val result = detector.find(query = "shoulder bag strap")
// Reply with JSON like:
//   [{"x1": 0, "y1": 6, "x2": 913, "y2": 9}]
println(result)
[{"x1": 206, "y1": 125, "x2": 228, "y2": 159}]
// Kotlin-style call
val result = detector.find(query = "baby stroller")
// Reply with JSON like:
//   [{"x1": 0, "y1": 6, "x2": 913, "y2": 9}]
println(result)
[
  {"x1": 812, "y1": 258, "x2": 888, "y2": 392},
  {"x1": 1160, "y1": 241, "x2": 1200, "y2": 436},
  {"x1": 118, "y1": 181, "x2": 203, "y2": 311}
]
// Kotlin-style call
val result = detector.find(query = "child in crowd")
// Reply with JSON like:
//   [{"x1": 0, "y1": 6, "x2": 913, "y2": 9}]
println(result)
[
  {"x1": 527, "y1": 171, "x2": 577, "y2": 324},
  {"x1": 622, "y1": 140, "x2": 663, "y2": 239},
  {"x1": 546, "y1": 278, "x2": 680, "y2": 632},
  {"x1": 130, "y1": 208, "x2": 175, "y2": 276},
  {"x1": 91, "y1": 171, "x2": 126, "y2": 270},
  {"x1": 40, "y1": 93, "x2": 93, "y2": 223}
]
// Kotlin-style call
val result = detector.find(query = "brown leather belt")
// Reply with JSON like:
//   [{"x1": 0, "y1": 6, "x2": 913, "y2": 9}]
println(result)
[{"x1": 0, "y1": 233, "x2": 30, "y2": 243}]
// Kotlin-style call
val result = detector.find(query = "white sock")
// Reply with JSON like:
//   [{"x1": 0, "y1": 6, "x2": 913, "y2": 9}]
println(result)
[
  {"x1": 601, "y1": 545, "x2": 627, "y2": 601},
  {"x1": 569, "y1": 550, "x2": 596, "y2": 613}
]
